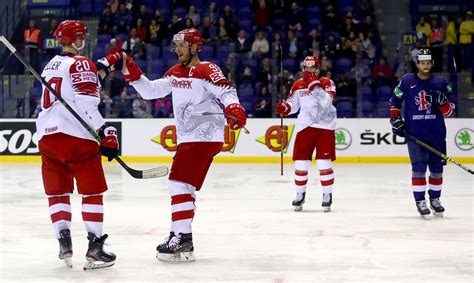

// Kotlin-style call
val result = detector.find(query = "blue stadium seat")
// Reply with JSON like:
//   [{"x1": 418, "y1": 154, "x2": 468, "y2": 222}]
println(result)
[
  {"x1": 376, "y1": 101, "x2": 390, "y2": 117},
  {"x1": 358, "y1": 85, "x2": 373, "y2": 102},
  {"x1": 282, "y1": 58, "x2": 297, "y2": 74},
  {"x1": 148, "y1": 45, "x2": 161, "y2": 59},
  {"x1": 135, "y1": 59, "x2": 147, "y2": 71},
  {"x1": 242, "y1": 59, "x2": 258, "y2": 75},
  {"x1": 77, "y1": 2, "x2": 92, "y2": 16},
  {"x1": 165, "y1": 57, "x2": 179, "y2": 66},
  {"x1": 216, "y1": 45, "x2": 230, "y2": 61},
  {"x1": 29, "y1": 87, "x2": 42, "y2": 99},
  {"x1": 173, "y1": 7, "x2": 187, "y2": 19},
  {"x1": 97, "y1": 34, "x2": 112, "y2": 45},
  {"x1": 361, "y1": 101, "x2": 374, "y2": 117},
  {"x1": 336, "y1": 100, "x2": 354, "y2": 118},
  {"x1": 238, "y1": 86, "x2": 254, "y2": 97},
  {"x1": 150, "y1": 60, "x2": 165, "y2": 74},
  {"x1": 376, "y1": 86, "x2": 393, "y2": 102},
  {"x1": 92, "y1": 47, "x2": 106, "y2": 62},
  {"x1": 335, "y1": 57, "x2": 352, "y2": 74}
]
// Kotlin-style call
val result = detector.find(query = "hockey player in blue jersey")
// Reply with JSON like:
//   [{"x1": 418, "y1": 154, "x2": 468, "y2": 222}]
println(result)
[{"x1": 389, "y1": 48, "x2": 455, "y2": 218}]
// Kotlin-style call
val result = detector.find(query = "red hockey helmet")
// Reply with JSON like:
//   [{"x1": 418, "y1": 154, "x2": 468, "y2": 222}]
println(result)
[
  {"x1": 302, "y1": 56, "x2": 321, "y2": 71},
  {"x1": 172, "y1": 28, "x2": 203, "y2": 52},
  {"x1": 54, "y1": 20, "x2": 88, "y2": 46}
]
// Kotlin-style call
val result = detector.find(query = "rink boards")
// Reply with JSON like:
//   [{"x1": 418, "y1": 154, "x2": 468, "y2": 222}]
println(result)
[{"x1": 0, "y1": 118, "x2": 472, "y2": 163}]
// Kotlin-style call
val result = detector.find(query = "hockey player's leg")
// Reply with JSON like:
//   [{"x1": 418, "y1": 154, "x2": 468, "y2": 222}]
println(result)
[
  {"x1": 157, "y1": 180, "x2": 196, "y2": 262},
  {"x1": 427, "y1": 143, "x2": 446, "y2": 217},
  {"x1": 293, "y1": 160, "x2": 310, "y2": 211},
  {"x1": 48, "y1": 193, "x2": 73, "y2": 267},
  {"x1": 408, "y1": 141, "x2": 431, "y2": 219},
  {"x1": 317, "y1": 159, "x2": 334, "y2": 212}
]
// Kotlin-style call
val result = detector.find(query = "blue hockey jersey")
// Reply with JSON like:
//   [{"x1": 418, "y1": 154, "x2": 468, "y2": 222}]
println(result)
[{"x1": 389, "y1": 73, "x2": 454, "y2": 141}]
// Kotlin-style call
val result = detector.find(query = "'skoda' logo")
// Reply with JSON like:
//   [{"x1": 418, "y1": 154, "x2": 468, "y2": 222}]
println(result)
[
  {"x1": 455, "y1": 128, "x2": 473, "y2": 151},
  {"x1": 335, "y1": 128, "x2": 352, "y2": 150}
]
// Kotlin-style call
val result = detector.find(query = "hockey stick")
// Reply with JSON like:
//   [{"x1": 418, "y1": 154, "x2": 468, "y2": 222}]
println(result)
[
  {"x1": 406, "y1": 133, "x2": 473, "y2": 175},
  {"x1": 202, "y1": 112, "x2": 250, "y2": 134},
  {"x1": 0, "y1": 35, "x2": 168, "y2": 179}
]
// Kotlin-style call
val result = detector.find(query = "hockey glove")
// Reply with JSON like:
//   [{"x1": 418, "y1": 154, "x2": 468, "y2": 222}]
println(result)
[
  {"x1": 98, "y1": 124, "x2": 119, "y2": 161},
  {"x1": 275, "y1": 101, "x2": 291, "y2": 116},
  {"x1": 390, "y1": 116, "x2": 406, "y2": 137},
  {"x1": 224, "y1": 103, "x2": 247, "y2": 130},
  {"x1": 122, "y1": 55, "x2": 143, "y2": 83},
  {"x1": 96, "y1": 52, "x2": 124, "y2": 75},
  {"x1": 431, "y1": 90, "x2": 455, "y2": 116}
]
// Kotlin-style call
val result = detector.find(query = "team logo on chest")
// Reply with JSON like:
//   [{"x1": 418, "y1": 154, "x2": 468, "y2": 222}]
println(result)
[
  {"x1": 172, "y1": 79, "x2": 192, "y2": 89},
  {"x1": 415, "y1": 90, "x2": 432, "y2": 114}
]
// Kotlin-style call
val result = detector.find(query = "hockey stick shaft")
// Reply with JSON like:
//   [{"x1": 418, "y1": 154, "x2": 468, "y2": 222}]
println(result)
[
  {"x1": 406, "y1": 133, "x2": 473, "y2": 175},
  {"x1": 279, "y1": 44, "x2": 284, "y2": 176},
  {"x1": 0, "y1": 35, "x2": 168, "y2": 179},
  {"x1": 201, "y1": 112, "x2": 250, "y2": 134}
]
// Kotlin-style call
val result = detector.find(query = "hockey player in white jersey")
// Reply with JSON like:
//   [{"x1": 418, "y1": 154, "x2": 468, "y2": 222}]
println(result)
[
  {"x1": 276, "y1": 56, "x2": 337, "y2": 212},
  {"x1": 36, "y1": 20, "x2": 118, "y2": 269},
  {"x1": 98, "y1": 28, "x2": 247, "y2": 262}
]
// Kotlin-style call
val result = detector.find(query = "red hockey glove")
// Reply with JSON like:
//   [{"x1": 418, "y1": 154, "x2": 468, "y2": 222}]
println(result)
[
  {"x1": 431, "y1": 90, "x2": 454, "y2": 116},
  {"x1": 224, "y1": 103, "x2": 247, "y2": 130},
  {"x1": 122, "y1": 55, "x2": 142, "y2": 83},
  {"x1": 96, "y1": 52, "x2": 123, "y2": 75},
  {"x1": 98, "y1": 124, "x2": 119, "y2": 161},
  {"x1": 276, "y1": 101, "x2": 291, "y2": 116},
  {"x1": 307, "y1": 79, "x2": 322, "y2": 92}
]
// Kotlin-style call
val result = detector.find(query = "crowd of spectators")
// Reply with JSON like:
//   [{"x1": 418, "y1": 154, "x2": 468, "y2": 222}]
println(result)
[{"x1": 26, "y1": 0, "x2": 474, "y2": 119}]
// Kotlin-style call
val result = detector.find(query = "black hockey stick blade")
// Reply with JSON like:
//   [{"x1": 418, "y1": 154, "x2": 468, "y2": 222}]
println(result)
[
  {"x1": 406, "y1": 133, "x2": 474, "y2": 175},
  {"x1": 0, "y1": 35, "x2": 169, "y2": 179}
]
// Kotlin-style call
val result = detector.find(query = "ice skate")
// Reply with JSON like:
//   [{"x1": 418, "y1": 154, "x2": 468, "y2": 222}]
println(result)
[
  {"x1": 416, "y1": 200, "x2": 431, "y2": 219},
  {"x1": 429, "y1": 198, "x2": 444, "y2": 217},
  {"x1": 322, "y1": 193, "x2": 332, "y2": 212},
  {"x1": 83, "y1": 233, "x2": 116, "y2": 270},
  {"x1": 292, "y1": 192, "x2": 305, "y2": 211},
  {"x1": 156, "y1": 233, "x2": 195, "y2": 263},
  {"x1": 58, "y1": 229, "x2": 73, "y2": 268}
]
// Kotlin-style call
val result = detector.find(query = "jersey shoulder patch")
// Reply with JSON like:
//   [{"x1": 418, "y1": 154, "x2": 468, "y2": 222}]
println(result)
[
  {"x1": 69, "y1": 57, "x2": 98, "y2": 84},
  {"x1": 291, "y1": 79, "x2": 307, "y2": 92},
  {"x1": 198, "y1": 62, "x2": 228, "y2": 85}
]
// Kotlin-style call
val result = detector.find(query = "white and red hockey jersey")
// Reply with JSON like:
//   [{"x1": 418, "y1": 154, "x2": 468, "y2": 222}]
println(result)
[
  {"x1": 286, "y1": 77, "x2": 337, "y2": 133},
  {"x1": 36, "y1": 54, "x2": 104, "y2": 141},
  {"x1": 130, "y1": 61, "x2": 240, "y2": 144}
]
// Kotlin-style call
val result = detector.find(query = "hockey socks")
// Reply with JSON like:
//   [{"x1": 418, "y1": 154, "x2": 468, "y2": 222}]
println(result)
[
  {"x1": 81, "y1": 194, "x2": 104, "y2": 238},
  {"x1": 48, "y1": 193, "x2": 72, "y2": 239}
]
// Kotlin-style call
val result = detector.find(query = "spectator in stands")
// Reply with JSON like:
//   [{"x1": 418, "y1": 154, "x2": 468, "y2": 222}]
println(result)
[
  {"x1": 199, "y1": 16, "x2": 217, "y2": 43},
  {"x1": 254, "y1": 86, "x2": 272, "y2": 118},
  {"x1": 257, "y1": 57, "x2": 274, "y2": 85},
  {"x1": 372, "y1": 55, "x2": 393, "y2": 87},
  {"x1": 108, "y1": 38, "x2": 122, "y2": 54},
  {"x1": 360, "y1": 15, "x2": 379, "y2": 43},
  {"x1": 115, "y1": 3, "x2": 132, "y2": 32},
  {"x1": 409, "y1": 38, "x2": 423, "y2": 65},
  {"x1": 303, "y1": 29, "x2": 321, "y2": 58},
  {"x1": 459, "y1": 11, "x2": 474, "y2": 71},
  {"x1": 445, "y1": 16, "x2": 459, "y2": 72},
  {"x1": 217, "y1": 17, "x2": 232, "y2": 43},
  {"x1": 284, "y1": 30, "x2": 302, "y2": 59},
  {"x1": 355, "y1": 0, "x2": 374, "y2": 19},
  {"x1": 113, "y1": 88, "x2": 133, "y2": 118},
  {"x1": 254, "y1": 0, "x2": 272, "y2": 29},
  {"x1": 153, "y1": 98, "x2": 172, "y2": 118},
  {"x1": 222, "y1": 56, "x2": 237, "y2": 86},
  {"x1": 323, "y1": 4, "x2": 339, "y2": 30},
  {"x1": 271, "y1": 31, "x2": 283, "y2": 58},
  {"x1": 149, "y1": 19, "x2": 167, "y2": 45},
  {"x1": 356, "y1": 32, "x2": 375, "y2": 62},
  {"x1": 341, "y1": 31, "x2": 357, "y2": 62},
  {"x1": 98, "y1": 6, "x2": 115, "y2": 35},
  {"x1": 430, "y1": 18, "x2": 444, "y2": 72},
  {"x1": 320, "y1": 55, "x2": 333, "y2": 74},
  {"x1": 240, "y1": 66, "x2": 255, "y2": 86},
  {"x1": 336, "y1": 72, "x2": 357, "y2": 103},
  {"x1": 121, "y1": 28, "x2": 144, "y2": 58},
  {"x1": 204, "y1": 1, "x2": 219, "y2": 25},
  {"x1": 135, "y1": 18, "x2": 148, "y2": 41},
  {"x1": 287, "y1": 2, "x2": 303, "y2": 31},
  {"x1": 186, "y1": 5, "x2": 201, "y2": 27},
  {"x1": 108, "y1": 71, "x2": 125, "y2": 98},
  {"x1": 324, "y1": 32, "x2": 341, "y2": 61},
  {"x1": 154, "y1": 9, "x2": 166, "y2": 25},
  {"x1": 132, "y1": 99, "x2": 153, "y2": 118},
  {"x1": 394, "y1": 53, "x2": 413, "y2": 81},
  {"x1": 107, "y1": 0, "x2": 119, "y2": 14},
  {"x1": 24, "y1": 18, "x2": 42, "y2": 72},
  {"x1": 234, "y1": 29, "x2": 252, "y2": 60},
  {"x1": 349, "y1": 56, "x2": 371, "y2": 85},
  {"x1": 416, "y1": 16, "x2": 431, "y2": 46},
  {"x1": 168, "y1": 14, "x2": 184, "y2": 41},
  {"x1": 221, "y1": 5, "x2": 237, "y2": 33},
  {"x1": 185, "y1": 18, "x2": 195, "y2": 29},
  {"x1": 134, "y1": 5, "x2": 151, "y2": 27},
  {"x1": 49, "y1": 19, "x2": 59, "y2": 36},
  {"x1": 342, "y1": 15, "x2": 358, "y2": 39},
  {"x1": 252, "y1": 31, "x2": 270, "y2": 59}
]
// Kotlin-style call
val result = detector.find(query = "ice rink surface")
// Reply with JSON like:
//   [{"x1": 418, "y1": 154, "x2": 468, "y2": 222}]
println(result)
[{"x1": 0, "y1": 162, "x2": 473, "y2": 282}]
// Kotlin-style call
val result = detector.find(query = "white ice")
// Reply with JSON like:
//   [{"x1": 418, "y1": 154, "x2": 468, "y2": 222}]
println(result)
[{"x1": 0, "y1": 162, "x2": 473, "y2": 282}]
